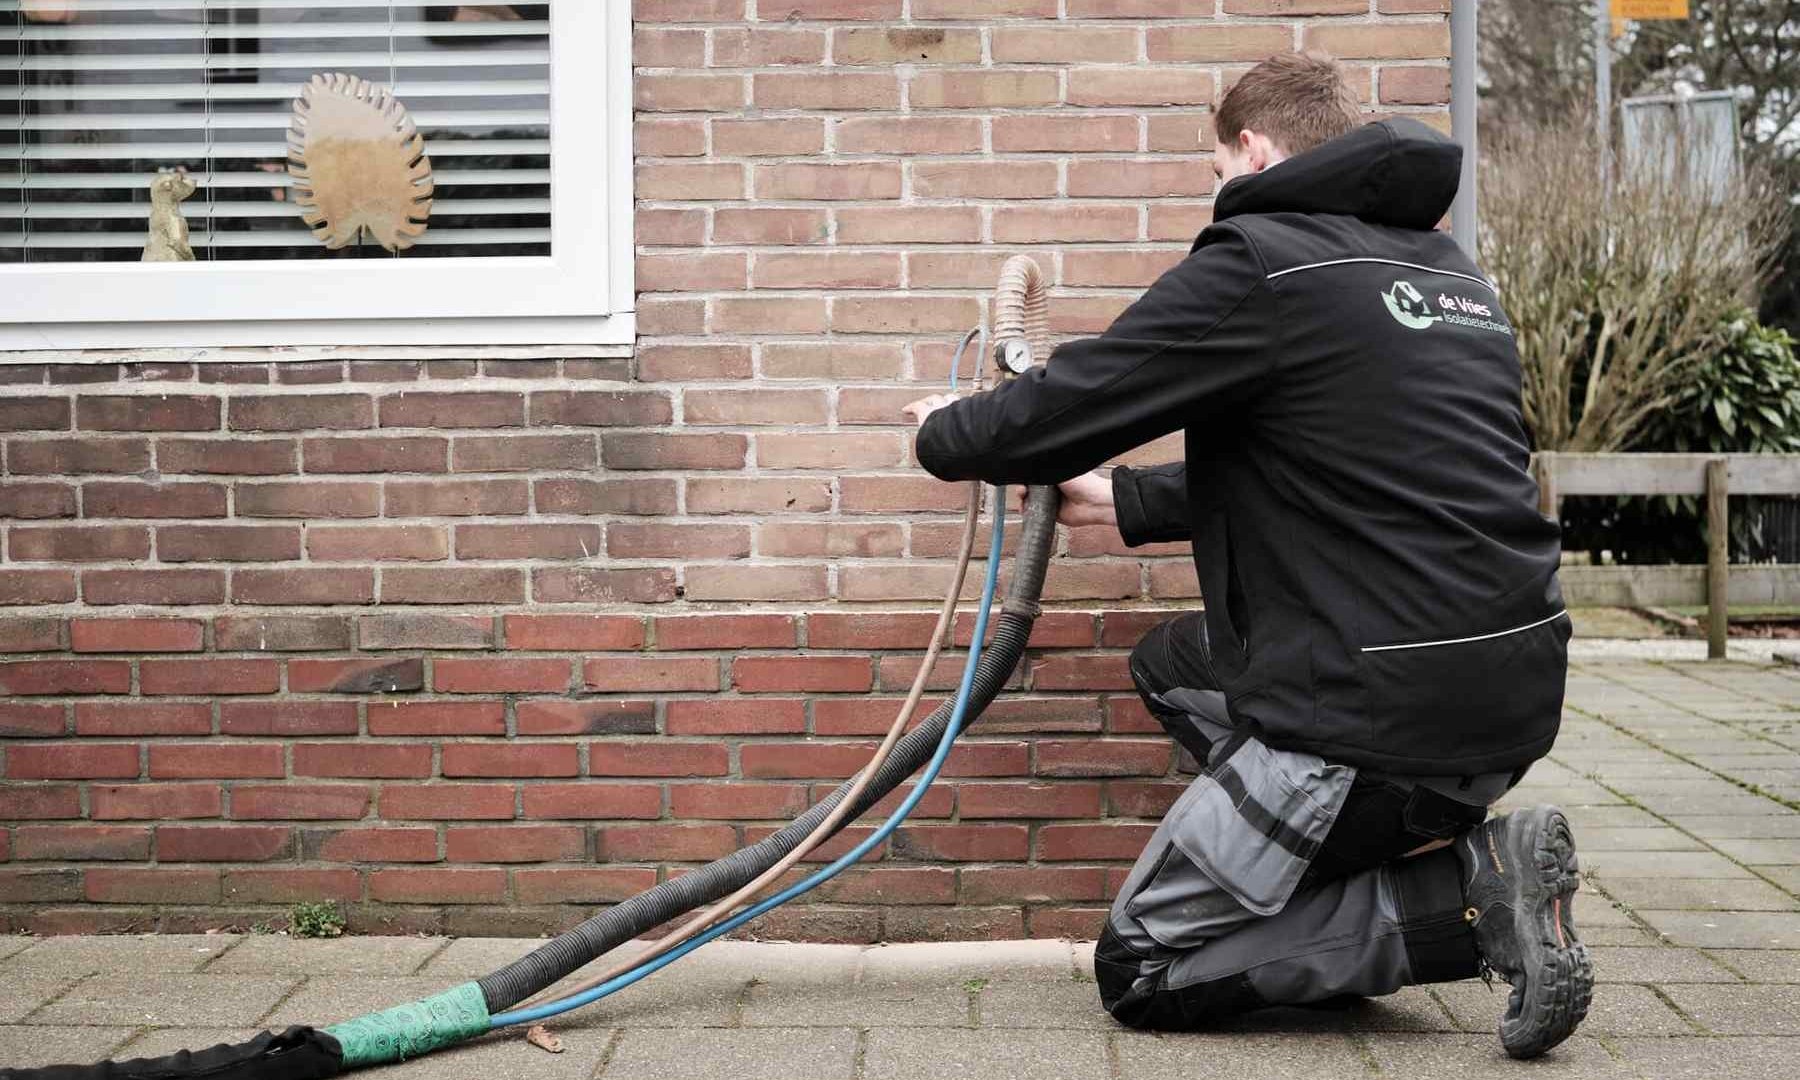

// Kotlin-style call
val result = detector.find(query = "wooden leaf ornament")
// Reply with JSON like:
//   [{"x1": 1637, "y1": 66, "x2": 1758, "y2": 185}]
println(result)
[{"x1": 287, "y1": 73, "x2": 434, "y2": 251}]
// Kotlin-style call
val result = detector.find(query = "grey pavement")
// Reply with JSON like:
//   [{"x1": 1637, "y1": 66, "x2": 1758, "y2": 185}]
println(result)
[{"x1": 0, "y1": 658, "x2": 1796, "y2": 1078}]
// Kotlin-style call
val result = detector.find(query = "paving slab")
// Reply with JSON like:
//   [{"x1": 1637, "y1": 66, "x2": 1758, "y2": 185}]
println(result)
[
  {"x1": 742, "y1": 979, "x2": 969, "y2": 1028},
  {"x1": 381, "y1": 1028, "x2": 613, "y2": 1080},
  {"x1": 1616, "y1": 1035, "x2": 1800, "y2": 1080},
  {"x1": 262, "y1": 976, "x2": 465, "y2": 1028},
  {"x1": 1705, "y1": 836, "x2": 1800, "y2": 865},
  {"x1": 0, "y1": 974, "x2": 80, "y2": 1023},
  {"x1": 1705, "y1": 949, "x2": 1800, "y2": 982},
  {"x1": 1670, "y1": 814, "x2": 1800, "y2": 839},
  {"x1": 414, "y1": 936, "x2": 541, "y2": 977},
  {"x1": 975, "y1": 978, "x2": 1115, "y2": 1030},
  {"x1": 1433, "y1": 980, "x2": 1696, "y2": 1036},
  {"x1": 1595, "y1": 876, "x2": 1799, "y2": 912},
  {"x1": 206, "y1": 934, "x2": 447, "y2": 976},
  {"x1": 859, "y1": 939, "x2": 1074, "y2": 982},
  {"x1": 1365, "y1": 1033, "x2": 1637, "y2": 1078},
  {"x1": 1589, "y1": 946, "x2": 1743, "y2": 983},
  {"x1": 1111, "y1": 1030, "x2": 1373, "y2": 1080},
  {"x1": 1641, "y1": 910, "x2": 1800, "y2": 949},
  {"x1": 864, "y1": 1028, "x2": 1107, "y2": 1080},
  {"x1": 0, "y1": 937, "x2": 34, "y2": 964},
  {"x1": 1572, "y1": 827, "x2": 1708, "y2": 851},
  {"x1": 5, "y1": 934, "x2": 240, "y2": 975},
  {"x1": 1583, "y1": 850, "x2": 1756, "y2": 879},
  {"x1": 1658, "y1": 983, "x2": 1800, "y2": 1035},
  {"x1": 0, "y1": 1024, "x2": 136, "y2": 1069},
  {"x1": 606, "y1": 1026, "x2": 857, "y2": 1080},
  {"x1": 111, "y1": 1028, "x2": 260, "y2": 1060},
  {"x1": 29, "y1": 974, "x2": 295, "y2": 1028}
]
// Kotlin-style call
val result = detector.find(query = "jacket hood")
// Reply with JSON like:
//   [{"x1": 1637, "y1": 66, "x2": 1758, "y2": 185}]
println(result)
[{"x1": 1212, "y1": 118, "x2": 1462, "y2": 232}]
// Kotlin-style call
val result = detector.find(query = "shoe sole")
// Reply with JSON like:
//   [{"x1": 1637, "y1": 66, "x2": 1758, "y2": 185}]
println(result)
[{"x1": 1497, "y1": 805, "x2": 1593, "y2": 1059}]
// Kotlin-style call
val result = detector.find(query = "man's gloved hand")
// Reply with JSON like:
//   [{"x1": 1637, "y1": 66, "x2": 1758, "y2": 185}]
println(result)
[{"x1": 1056, "y1": 470, "x2": 1117, "y2": 529}]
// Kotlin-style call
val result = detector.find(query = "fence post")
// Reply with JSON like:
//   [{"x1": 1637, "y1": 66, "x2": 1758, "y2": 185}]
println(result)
[
  {"x1": 1706, "y1": 457, "x2": 1729, "y2": 660},
  {"x1": 1536, "y1": 451, "x2": 1560, "y2": 520}
]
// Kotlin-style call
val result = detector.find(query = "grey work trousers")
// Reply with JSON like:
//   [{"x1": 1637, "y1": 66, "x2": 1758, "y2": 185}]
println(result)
[{"x1": 1096, "y1": 614, "x2": 1499, "y2": 1030}]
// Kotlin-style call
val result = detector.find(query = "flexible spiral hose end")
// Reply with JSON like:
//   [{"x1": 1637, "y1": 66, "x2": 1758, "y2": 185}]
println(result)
[{"x1": 992, "y1": 254, "x2": 1051, "y2": 372}]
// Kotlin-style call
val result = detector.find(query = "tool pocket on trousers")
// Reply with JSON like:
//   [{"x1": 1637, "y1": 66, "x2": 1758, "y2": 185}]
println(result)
[{"x1": 1163, "y1": 735, "x2": 1354, "y2": 918}]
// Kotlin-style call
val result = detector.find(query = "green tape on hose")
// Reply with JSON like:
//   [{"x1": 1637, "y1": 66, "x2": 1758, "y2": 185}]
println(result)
[{"x1": 324, "y1": 980, "x2": 490, "y2": 1067}]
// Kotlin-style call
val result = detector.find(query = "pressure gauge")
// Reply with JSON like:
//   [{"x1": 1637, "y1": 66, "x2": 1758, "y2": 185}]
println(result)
[{"x1": 996, "y1": 338, "x2": 1033, "y2": 375}]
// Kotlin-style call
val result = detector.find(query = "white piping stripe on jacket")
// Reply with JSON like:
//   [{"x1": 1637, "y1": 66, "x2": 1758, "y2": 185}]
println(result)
[
  {"x1": 1266, "y1": 257, "x2": 1497, "y2": 294},
  {"x1": 1361, "y1": 610, "x2": 1569, "y2": 654}
]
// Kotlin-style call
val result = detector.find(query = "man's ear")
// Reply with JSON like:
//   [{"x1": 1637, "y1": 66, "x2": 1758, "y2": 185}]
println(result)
[{"x1": 1238, "y1": 129, "x2": 1270, "y2": 174}]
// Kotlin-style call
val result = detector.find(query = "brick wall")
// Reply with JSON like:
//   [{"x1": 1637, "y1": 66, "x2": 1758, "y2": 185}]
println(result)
[{"x1": 0, "y1": 2, "x2": 1450, "y2": 940}]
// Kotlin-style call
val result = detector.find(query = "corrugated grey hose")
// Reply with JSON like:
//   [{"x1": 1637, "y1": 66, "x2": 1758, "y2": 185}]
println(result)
[{"x1": 476, "y1": 484, "x2": 1060, "y2": 1012}]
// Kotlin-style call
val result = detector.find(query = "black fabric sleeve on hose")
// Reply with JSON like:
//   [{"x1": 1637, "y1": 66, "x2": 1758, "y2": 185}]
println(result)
[
  {"x1": 476, "y1": 485, "x2": 1062, "y2": 1013},
  {"x1": 0, "y1": 1027, "x2": 343, "y2": 1080}
]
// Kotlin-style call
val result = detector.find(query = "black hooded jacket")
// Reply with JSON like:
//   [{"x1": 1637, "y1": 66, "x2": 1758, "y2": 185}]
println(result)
[{"x1": 916, "y1": 118, "x2": 1567, "y2": 775}]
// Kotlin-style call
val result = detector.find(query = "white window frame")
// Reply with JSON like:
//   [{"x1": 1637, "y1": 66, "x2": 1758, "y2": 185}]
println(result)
[{"x1": 0, "y1": 1, "x2": 633, "y2": 352}]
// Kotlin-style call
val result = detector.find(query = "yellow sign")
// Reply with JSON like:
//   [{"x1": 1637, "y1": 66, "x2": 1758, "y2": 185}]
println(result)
[{"x1": 1616, "y1": 0, "x2": 1689, "y2": 18}]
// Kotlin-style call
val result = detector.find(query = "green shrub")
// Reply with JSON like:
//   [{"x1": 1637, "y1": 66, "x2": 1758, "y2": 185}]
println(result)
[
  {"x1": 288, "y1": 900, "x2": 346, "y2": 939},
  {"x1": 1561, "y1": 312, "x2": 1800, "y2": 563}
]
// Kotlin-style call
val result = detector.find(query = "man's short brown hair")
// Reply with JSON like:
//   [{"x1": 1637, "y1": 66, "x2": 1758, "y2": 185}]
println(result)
[{"x1": 1215, "y1": 52, "x2": 1361, "y2": 157}]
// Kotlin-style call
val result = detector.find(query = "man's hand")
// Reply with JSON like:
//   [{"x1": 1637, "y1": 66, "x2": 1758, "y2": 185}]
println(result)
[
  {"x1": 901, "y1": 393, "x2": 959, "y2": 429},
  {"x1": 1057, "y1": 470, "x2": 1117, "y2": 528}
]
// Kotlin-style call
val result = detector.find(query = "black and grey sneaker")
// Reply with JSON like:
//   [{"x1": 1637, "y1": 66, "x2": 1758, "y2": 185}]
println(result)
[{"x1": 1455, "y1": 805, "x2": 1592, "y2": 1059}]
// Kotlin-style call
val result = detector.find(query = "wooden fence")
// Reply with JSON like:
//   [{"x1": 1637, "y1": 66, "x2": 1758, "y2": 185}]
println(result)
[{"x1": 1533, "y1": 453, "x2": 1800, "y2": 658}]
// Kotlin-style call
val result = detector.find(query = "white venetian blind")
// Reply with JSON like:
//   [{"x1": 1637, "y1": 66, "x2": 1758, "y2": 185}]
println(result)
[{"x1": 1, "y1": 0, "x2": 551, "y2": 263}]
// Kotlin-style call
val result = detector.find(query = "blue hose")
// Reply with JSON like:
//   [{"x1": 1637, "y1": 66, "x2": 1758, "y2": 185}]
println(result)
[{"x1": 488, "y1": 482, "x2": 1007, "y2": 1030}]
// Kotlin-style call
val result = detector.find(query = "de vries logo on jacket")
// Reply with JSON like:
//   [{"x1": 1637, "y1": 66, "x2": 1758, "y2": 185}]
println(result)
[{"x1": 1381, "y1": 279, "x2": 1441, "y2": 330}]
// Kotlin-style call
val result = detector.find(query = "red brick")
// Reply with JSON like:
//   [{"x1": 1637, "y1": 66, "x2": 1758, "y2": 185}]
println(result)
[
  {"x1": 228, "y1": 394, "x2": 371, "y2": 431},
  {"x1": 806, "y1": 613, "x2": 935, "y2": 650},
  {"x1": 513, "y1": 867, "x2": 660, "y2": 904},
  {"x1": 287, "y1": 657, "x2": 425, "y2": 694},
  {"x1": 607, "y1": 522, "x2": 750, "y2": 560},
  {"x1": 224, "y1": 868, "x2": 361, "y2": 903},
  {"x1": 158, "y1": 438, "x2": 296, "y2": 475},
  {"x1": 0, "y1": 868, "x2": 83, "y2": 903},
  {"x1": 991, "y1": 26, "x2": 1137, "y2": 63},
  {"x1": 219, "y1": 701, "x2": 359, "y2": 737},
  {"x1": 229, "y1": 784, "x2": 370, "y2": 820},
  {"x1": 758, "y1": 522, "x2": 905, "y2": 558},
  {"x1": 684, "y1": 564, "x2": 828, "y2": 602},
  {"x1": 378, "y1": 392, "x2": 524, "y2": 429},
  {"x1": 158, "y1": 525, "x2": 302, "y2": 563},
  {"x1": 635, "y1": 72, "x2": 744, "y2": 112},
  {"x1": 1304, "y1": 21, "x2": 1450, "y2": 59},
  {"x1": 380, "y1": 784, "x2": 516, "y2": 820},
  {"x1": 446, "y1": 825, "x2": 585, "y2": 863},
  {"x1": 302, "y1": 436, "x2": 447, "y2": 473},
  {"x1": 74, "y1": 702, "x2": 212, "y2": 737},
  {"x1": 602, "y1": 432, "x2": 746, "y2": 471},
  {"x1": 303, "y1": 827, "x2": 439, "y2": 863},
  {"x1": 961, "y1": 866, "x2": 1109, "y2": 904},
  {"x1": 520, "y1": 783, "x2": 662, "y2": 820},
  {"x1": 1108, "y1": 780, "x2": 1186, "y2": 818},
  {"x1": 86, "y1": 480, "x2": 229, "y2": 519},
  {"x1": 1030, "y1": 653, "x2": 1134, "y2": 691},
  {"x1": 1036, "y1": 739, "x2": 1171, "y2": 778},
  {"x1": 1146, "y1": 23, "x2": 1295, "y2": 62},
  {"x1": 0, "y1": 660, "x2": 131, "y2": 696},
  {"x1": 686, "y1": 477, "x2": 831, "y2": 514},
  {"x1": 670, "y1": 783, "x2": 808, "y2": 820},
  {"x1": 9, "y1": 525, "x2": 149, "y2": 562},
  {"x1": 713, "y1": 117, "x2": 826, "y2": 157},
  {"x1": 451, "y1": 434, "x2": 597, "y2": 473},
  {"x1": 368, "y1": 701, "x2": 506, "y2": 736},
  {"x1": 0, "y1": 784, "x2": 80, "y2": 820},
  {"x1": 834, "y1": 26, "x2": 980, "y2": 64},
  {"x1": 743, "y1": 824, "x2": 884, "y2": 863},
  {"x1": 665, "y1": 698, "x2": 807, "y2": 735},
  {"x1": 1068, "y1": 158, "x2": 1213, "y2": 198},
  {"x1": 1036, "y1": 822, "x2": 1157, "y2": 861},
  {"x1": 533, "y1": 567, "x2": 679, "y2": 605},
  {"x1": 811, "y1": 696, "x2": 938, "y2": 736},
  {"x1": 753, "y1": 252, "x2": 902, "y2": 291},
  {"x1": 0, "y1": 396, "x2": 72, "y2": 430},
  {"x1": 140, "y1": 658, "x2": 280, "y2": 696},
  {"x1": 86, "y1": 867, "x2": 220, "y2": 904},
  {"x1": 740, "y1": 740, "x2": 875, "y2": 779},
  {"x1": 14, "y1": 824, "x2": 150, "y2": 861},
  {"x1": 593, "y1": 824, "x2": 737, "y2": 862},
  {"x1": 442, "y1": 743, "x2": 579, "y2": 778},
  {"x1": 653, "y1": 615, "x2": 796, "y2": 651},
  {"x1": 0, "y1": 617, "x2": 62, "y2": 654},
  {"x1": 711, "y1": 208, "x2": 830, "y2": 246},
  {"x1": 369, "y1": 868, "x2": 505, "y2": 904},
  {"x1": 753, "y1": 71, "x2": 898, "y2": 110},
  {"x1": 967, "y1": 697, "x2": 1103, "y2": 735},
  {"x1": 590, "y1": 742, "x2": 729, "y2": 778},
  {"x1": 912, "y1": 161, "x2": 1058, "y2": 199},
  {"x1": 0, "y1": 483, "x2": 76, "y2": 520},
  {"x1": 637, "y1": 162, "x2": 745, "y2": 201},
  {"x1": 581, "y1": 655, "x2": 719, "y2": 693},
  {"x1": 992, "y1": 114, "x2": 1139, "y2": 153},
  {"x1": 833, "y1": 207, "x2": 980, "y2": 246},
  {"x1": 812, "y1": 866, "x2": 956, "y2": 906},
  {"x1": 70, "y1": 618, "x2": 205, "y2": 656},
  {"x1": 294, "y1": 743, "x2": 433, "y2": 779},
  {"x1": 6, "y1": 437, "x2": 150, "y2": 474},
  {"x1": 714, "y1": 25, "x2": 827, "y2": 65},
  {"x1": 91, "y1": 782, "x2": 219, "y2": 820},
  {"x1": 380, "y1": 568, "x2": 525, "y2": 605},
  {"x1": 235, "y1": 481, "x2": 379, "y2": 519},
  {"x1": 500, "y1": 614, "x2": 644, "y2": 652},
  {"x1": 711, "y1": 296, "x2": 829, "y2": 334},
  {"x1": 357, "y1": 614, "x2": 491, "y2": 651},
  {"x1": 149, "y1": 743, "x2": 283, "y2": 779},
  {"x1": 528, "y1": 390, "x2": 674, "y2": 428},
  {"x1": 634, "y1": 25, "x2": 705, "y2": 67},
  {"x1": 0, "y1": 701, "x2": 66, "y2": 737},
  {"x1": 891, "y1": 824, "x2": 1030, "y2": 862},
  {"x1": 384, "y1": 479, "x2": 528, "y2": 517},
  {"x1": 536, "y1": 478, "x2": 678, "y2": 517},
  {"x1": 733, "y1": 655, "x2": 873, "y2": 693},
  {"x1": 306, "y1": 525, "x2": 447, "y2": 563},
  {"x1": 957, "y1": 782, "x2": 1105, "y2": 819},
  {"x1": 1064, "y1": 248, "x2": 1187, "y2": 287},
  {"x1": 912, "y1": 70, "x2": 1059, "y2": 108},
  {"x1": 754, "y1": 162, "x2": 901, "y2": 201},
  {"x1": 516, "y1": 700, "x2": 657, "y2": 737},
  {"x1": 433, "y1": 658, "x2": 572, "y2": 694},
  {"x1": 1380, "y1": 65, "x2": 1451, "y2": 105},
  {"x1": 157, "y1": 825, "x2": 291, "y2": 863},
  {"x1": 77, "y1": 395, "x2": 217, "y2": 432}
]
